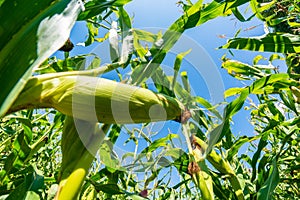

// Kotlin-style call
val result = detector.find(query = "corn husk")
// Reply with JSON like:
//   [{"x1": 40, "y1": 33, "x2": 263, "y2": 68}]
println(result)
[{"x1": 9, "y1": 74, "x2": 186, "y2": 124}]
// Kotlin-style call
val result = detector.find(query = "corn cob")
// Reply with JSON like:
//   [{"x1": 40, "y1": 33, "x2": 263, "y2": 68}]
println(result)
[{"x1": 8, "y1": 74, "x2": 187, "y2": 124}]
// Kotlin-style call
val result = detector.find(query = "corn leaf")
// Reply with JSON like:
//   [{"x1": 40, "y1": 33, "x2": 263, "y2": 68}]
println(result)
[
  {"x1": 250, "y1": 0, "x2": 275, "y2": 22},
  {"x1": 92, "y1": 183, "x2": 125, "y2": 195},
  {"x1": 0, "y1": 0, "x2": 81, "y2": 117},
  {"x1": 226, "y1": 136, "x2": 259, "y2": 161},
  {"x1": 224, "y1": 87, "x2": 244, "y2": 98},
  {"x1": 257, "y1": 159, "x2": 280, "y2": 200},
  {"x1": 133, "y1": 29, "x2": 157, "y2": 43},
  {"x1": 139, "y1": 134, "x2": 178, "y2": 155},
  {"x1": 172, "y1": 49, "x2": 192, "y2": 90},
  {"x1": 6, "y1": 171, "x2": 44, "y2": 200},
  {"x1": 77, "y1": 0, "x2": 132, "y2": 20},
  {"x1": 222, "y1": 60, "x2": 265, "y2": 80},
  {"x1": 221, "y1": 33, "x2": 300, "y2": 53}
]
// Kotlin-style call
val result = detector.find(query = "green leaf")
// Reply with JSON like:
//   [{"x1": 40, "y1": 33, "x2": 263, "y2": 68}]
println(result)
[
  {"x1": 95, "y1": 32, "x2": 109, "y2": 43},
  {"x1": 221, "y1": 33, "x2": 300, "y2": 53},
  {"x1": 6, "y1": 116, "x2": 33, "y2": 129},
  {"x1": 172, "y1": 49, "x2": 191, "y2": 90},
  {"x1": 251, "y1": 73, "x2": 296, "y2": 94},
  {"x1": 0, "y1": 0, "x2": 82, "y2": 117},
  {"x1": 269, "y1": 54, "x2": 283, "y2": 62},
  {"x1": 232, "y1": 7, "x2": 255, "y2": 22},
  {"x1": 172, "y1": 151, "x2": 189, "y2": 174},
  {"x1": 133, "y1": 29, "x2": 157, "y2": 43},
  {"x1": 85, "y1": 22, "x2": 99, "y2": 46},
  {"x1": 224, "y1": 89, "x2": 249, "y2": 119},
  {"x1": 118, "y1": 6, "x2": 132, "y2": 32},
  {"x1": 257, "y1": 159, "x2": 280, "y2": 200},
  {"x1": 164, "y1": 148, "x2": 186, "y2": 161},
  {"x1": 107, "y1": 124, "x2": 122, "y2": 144},
  {"x1": 13, "y1": 132, "x2": 32, "y2": 160},
  {"x1": 99, "y1": 141, "x2": 119, "y2": 172},
  {"x1": 181, "y1": 71, "x2": 190, "y2": 93},
  {"x1": 92, "y1": 183, "x2": 125, "y2": 195},
  {"x1": 77, "y1": 0, "x2": 132, "y2": 20},
  {"x1": 205, "y1": 121, "x2": 227, "y2": 155},
  {"x1": 145, "y1": 168, "x2": 162, "y2": 187},
  {"x1": 24, "y1": 191, "x2": 40, "y2": 200},
  {"x1": 250, "y1": 0, "x2": 275, "y2": 22},
  {"x1": 224, "y1": 87, "x2": 243, "y2": 98},
  {"x1": 195, "y1": 96, "x2": 222, "y2": 120},
  {"x1": 251, "y1": 134, "x2": 268, "y2": 182},
  {"x1": 87, "y1": 56, "x2": 101, "y2": 70},
  {"x1": 222, "y1": 60, "x2": 265, "y2": 80},
  {"x1": 151, "y1": 67, "x2": 175, "y2": 97},
  {"x1": 174, "y1": 49, "x2": 191, "y2": 72},
  {"x1": 253, "y1": 55, "x2": 266, "y2": 65},
  {"x1": 139, "y1": 134, "x2": 178, "y2": 155},
  {"x1": 279, "y1": 91, "x2": 298, "y2": 115},
  {"x1": 227, "y1": 136, "x2": 259, "y2": 161},
  {"x1": 6, "y1": 171, "x2": 44, "y2": 200}
]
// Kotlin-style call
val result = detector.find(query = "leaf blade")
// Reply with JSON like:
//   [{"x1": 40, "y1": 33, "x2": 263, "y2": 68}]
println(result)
[{"x1": 0, "y1": 0, "x2": 82, "y2": 117}]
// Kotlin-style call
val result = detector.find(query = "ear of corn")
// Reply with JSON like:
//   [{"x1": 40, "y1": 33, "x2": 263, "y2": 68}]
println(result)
[
  {"x1": 57, "y1": 116, "x2": 107, "y2": 200},
  {"x1": 196, "y1": 170, "x2": 214, "y2": 200},
  {"x1": 8, "y1": 73, "x2": 186, "y2": 124},
  {"x1": 59, "y1": 117, "x2": 106, "y2": 180},
  {"x1": 57, "y1": 168, "x2": 86, "y2": 200},
  {"x1": 192, "y1": 135, "x2": 245, "y2": 200}
]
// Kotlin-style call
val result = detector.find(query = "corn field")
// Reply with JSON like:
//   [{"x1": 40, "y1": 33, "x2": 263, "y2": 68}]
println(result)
[{"x1": 0, "y1": 0, "x2": 299, "y2": 199}]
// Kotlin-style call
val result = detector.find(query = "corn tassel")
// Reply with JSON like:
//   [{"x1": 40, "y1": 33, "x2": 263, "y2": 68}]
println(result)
[{"x1": 8, "y1": 73, "x2": 187, "y2": 124}]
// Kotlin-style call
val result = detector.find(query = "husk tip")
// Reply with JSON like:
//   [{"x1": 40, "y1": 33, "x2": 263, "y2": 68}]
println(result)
[{"x1": 174, "y1": 108, "x2": 191, "y2": 124}]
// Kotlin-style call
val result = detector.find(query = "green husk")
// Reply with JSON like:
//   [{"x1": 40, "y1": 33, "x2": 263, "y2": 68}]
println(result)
[
  {"x1": 8, "y1": 74, "x2": 186, "y2": 124},
  {"x1": 57, "y1": 116, "x2": 107, "y2": 200},
  {"x1": 192, "y1": 135, "x2": 244, "y2": 200}
]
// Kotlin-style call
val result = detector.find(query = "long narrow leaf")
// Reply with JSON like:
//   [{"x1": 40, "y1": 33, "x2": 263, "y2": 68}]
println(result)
[
  {"x1": 221, "y1": 33, "x2": 300, "y2": 53},
  {"x1": 0, "y1": 0, "x2": 82, "y2": 117},
  {"x1": 257, "y1": 159, "x2": 280, "y2": 200}
]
